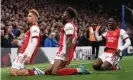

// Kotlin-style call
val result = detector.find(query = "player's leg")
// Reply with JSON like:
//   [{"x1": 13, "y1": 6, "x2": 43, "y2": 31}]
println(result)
[
  {"x1": 15, "y1": 69, "x2": 29, "y2": 76},
  {"x1": 10, "y1": 63, "x2": 39, "y2": 76},
  {"x1": 51, "y1": 51, "x2": 79, "y2": 75},
  {"x1": 10, "y1": 68, "x2": 19, "y2": 76},
  {"x1": 100, "y1": 54, "x2": 120, "y2": 70},
  {"x1": 34, "y1": 58, "x2": 91, "y2": 75},
  {"x1": 100, "y1": 61, "x2": 120, "y2": 70},
  {"x1": 100, "y1": 61, "x2": 112, "y2": 70},
  {"x1": 10, "y1": 67, "x2": 43, "y2": 76},
  {"x1": 92, "y1": 58, "x2": 103, "y2": 70},
  {"x1": 16, "y1": 68, "x2": 43, "y2": 76},
  {"x1": 58, "y1": 64, "x2": 91, "y2": 75},
  {"x1": 57, "y1": 52, "x2": 91, "y2": 75},
  {"x1": 45, "y1": 64, "x2": 54, "y2": 75},
  {"x1": 51, "y1": 59, "x2": 64, "y2": 75},
  {"x1": 10, "y1": 54, "x2": 41, "y2": 76},
  {"x1": 10, "y1": 53, "x2": 26, "y2": 76},
  {"x1": 93, "y1": 52, "x2": 109, "y2": 70}
]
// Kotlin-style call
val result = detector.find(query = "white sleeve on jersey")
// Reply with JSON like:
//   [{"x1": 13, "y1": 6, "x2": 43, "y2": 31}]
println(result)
[
  {"x1": 102, "y1": 32, "x2": 107, "y2": 38},
  {"x1": 120, "y1": 29, "x2": 129, "y2": 40},
  {"x1": 26, "y1": 38, "x2": 38, "y2": 57},
  {"x1": 24, "y1": 26, "x2": 40, "y2": 57},
  {"x1": 30, "y1": 26, "x2": 40, "y2": 37},
  {"x1": 64, "y1": 23, "x2": 74, "y2": 35},
  {"x1": 119, "y1": 29, "x2": 131, "y2": 51},
  {"x1": 94, "y1": 31, "x2": 106, "y2": 41}
]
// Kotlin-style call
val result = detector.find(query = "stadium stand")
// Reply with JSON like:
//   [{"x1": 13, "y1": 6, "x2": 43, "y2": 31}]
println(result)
[{"x1": 1, "y1": 0, "x2": 133, "y2": 48}]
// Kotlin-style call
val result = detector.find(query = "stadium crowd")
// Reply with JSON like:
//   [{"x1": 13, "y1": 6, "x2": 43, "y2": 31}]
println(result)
[{"x1": 1, "y1": 0, "x2": 133, "y2": 48}]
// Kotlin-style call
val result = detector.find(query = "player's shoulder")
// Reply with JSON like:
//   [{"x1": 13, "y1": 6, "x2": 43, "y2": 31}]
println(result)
[
  {"x1": 30, "y1": 25, "x2": 40, "y2": 30},
  {"x1": 120, "y1": 28, "x2": 127, "y2": 35},
  {"x1": 64, "y1": 23, "x2": 73, "y2": 28},
  {"x1": 30, "y1": 25, "x2": 40, "y2": 33},
  {"x1": 120, "y1": 29, "x2": 126, "y2": 33},
  {"x1": 120, "y1": 28, "x2": 125, "y2": 31},
  {"x1": 31, "y1": 25, "x2": 39, "y2": 28}
]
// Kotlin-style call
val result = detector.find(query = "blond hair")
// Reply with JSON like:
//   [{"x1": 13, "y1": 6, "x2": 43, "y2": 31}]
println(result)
[{"x1": 29, "y1": 9, "x2": 39, "y2": 18}]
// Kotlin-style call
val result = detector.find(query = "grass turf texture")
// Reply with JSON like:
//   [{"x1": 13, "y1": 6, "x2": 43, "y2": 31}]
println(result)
[{"x1": 1, "y1": 56, "x2": 133, "y2": 80}]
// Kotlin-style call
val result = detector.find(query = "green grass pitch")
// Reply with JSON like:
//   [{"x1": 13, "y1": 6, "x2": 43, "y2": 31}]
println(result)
[{"x1": 1, "y1": 56, "x2": 133, "y2": 80}]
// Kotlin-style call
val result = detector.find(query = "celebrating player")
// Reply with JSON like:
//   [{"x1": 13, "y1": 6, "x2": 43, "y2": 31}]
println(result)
[
  {"x1": 92, "y1": 16, "x2": 131, "y2": 70},
  {"x1": 34, "y1": 7, "x2": 91, "y2": 75},
  {"x1": 10, "y1": 9, "x2": 41, "y2": 76}
]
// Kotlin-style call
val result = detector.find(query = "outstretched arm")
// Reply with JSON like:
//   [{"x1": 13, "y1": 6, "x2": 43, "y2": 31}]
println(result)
[{"x1": 94, "y1": 31, "x2": 106, "y2": 41}]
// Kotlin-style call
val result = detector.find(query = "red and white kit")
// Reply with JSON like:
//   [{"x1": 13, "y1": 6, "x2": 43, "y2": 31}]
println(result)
[
  {"x1": 11, "y1": 25, "x2": 40, "y2": 70},
  {"x1": 51, "y1": 22, "x2": 77, "y2": 64},
  {"x1": 95, "y1": 28, "x2": 130, "y2": 65}
]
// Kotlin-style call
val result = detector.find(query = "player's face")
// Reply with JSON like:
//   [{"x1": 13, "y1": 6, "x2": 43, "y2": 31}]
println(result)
[
  {"x1": 27, "y1": 13, "x2": 35, "y2": 24},
  {"x1": 62, "y1": 11, "x2": 68, "y2": 24},
  {"x1": 108, "y1": 18, "x2": 117, "y2": 30}
]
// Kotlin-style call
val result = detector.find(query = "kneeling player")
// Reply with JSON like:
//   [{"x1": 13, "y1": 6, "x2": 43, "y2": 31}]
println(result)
[
  {"x1": 10, "y1": 9, "x2": 41, "y2": 76},
  {"x1": 35, "y1": 7, "x2": 91, "y2": 75},
  {"x1": 92, "y1": 16, "x2": 131, "y2": 70}
]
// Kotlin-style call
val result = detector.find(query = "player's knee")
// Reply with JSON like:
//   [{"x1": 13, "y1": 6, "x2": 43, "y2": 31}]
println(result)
[
  {"x1": 45, "y1": 69, "x2": 52, "y2": 75},
  {"x1": 51, "y1": 69, "x2": 58, "y2": 75},
  {"x1": 100, "y1": 65, "x2": 107, "y2": 70},
  {"x1": 10, "y1": 69, "x2": 17, "y2": 76},
  {"x1": 92, "y1": 64, "x2": 100, "y2": 70}
]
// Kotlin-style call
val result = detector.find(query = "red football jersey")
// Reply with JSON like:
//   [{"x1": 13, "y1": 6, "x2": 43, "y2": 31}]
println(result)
[
  {"x1": 19, "y1": 25, "x2": 40, "y2": 63},
  {"x1": 57, "y1": 22, "x2": 77, "y2": 62}
]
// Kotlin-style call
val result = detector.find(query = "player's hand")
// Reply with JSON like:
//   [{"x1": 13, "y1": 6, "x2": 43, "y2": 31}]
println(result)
[
  {"x1": 115, "y1": 49, "x2": 121, "y2": 54},
  {"x1": 113, "y1": 49, "x2": 121, "y2": 56},
  {"x1": 25, "y1": 56, "x2": 31, "y2": 64},
  {"x1": 12, "y1": 39, "x2": 18, "y2": 45}
]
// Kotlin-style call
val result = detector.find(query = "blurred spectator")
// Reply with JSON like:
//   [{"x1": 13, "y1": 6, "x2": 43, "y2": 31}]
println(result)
[
  {"x1": 12, "y1": 27, "x2": 26, "y2": 47},
  {"x1": 1, "y1": 0, "x2": 132, "y2": 47},
  {"x1": 1, "y1": 29, "x2": 14, "y2": 48},
  {"x1": 44, "y1": 32, "x2": 58, "y2": 47},
  {"x1": 12, "y1": 21, "x2": 20, "y2": 37},
  {"x1": 77, "y1": 30, "x2": 88, "y2": 46},
  {"x1": 6, "y1": 26, "x2": 15, "y2": 41},
  {"x1": 87, "y1": 22, "x2": 104, "y2": 58},
  {"x1": 40, "y1": 28, "x2": 49, "y2": 47}
]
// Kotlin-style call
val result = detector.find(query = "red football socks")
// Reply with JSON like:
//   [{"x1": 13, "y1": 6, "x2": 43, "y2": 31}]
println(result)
[
  {"x1": 58, "y1": 68, "x2": 78, "y2": 75},
  {"x1": 27, "y1": 69, "x2": 35, "y2": 75}
]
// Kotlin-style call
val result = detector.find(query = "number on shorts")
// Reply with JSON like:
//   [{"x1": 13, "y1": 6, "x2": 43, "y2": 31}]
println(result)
[
  {"x1": 111, "y1": 56, "x2": 119, "y2": 61},
  {"x1": 15, "y1": 56, "x2": 23, "y2": 63}
]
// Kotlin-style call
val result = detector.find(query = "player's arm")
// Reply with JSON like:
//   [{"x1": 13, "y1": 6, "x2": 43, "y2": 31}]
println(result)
[
  {"x1": 115, "y1": 29, "x2": 131, "y2": 55},
  {"x1": 94, "y1": 30, "x2": 106, "y2": 41},
  {"x1": 64, "y1": 23, "x2": 74, "y2": 59},
  {"x1": 119, "y1": 29, "x2": 131, "y2": 51},
  {"x1": 24, "y1": 26, "x2": 40, "y2": 62}
]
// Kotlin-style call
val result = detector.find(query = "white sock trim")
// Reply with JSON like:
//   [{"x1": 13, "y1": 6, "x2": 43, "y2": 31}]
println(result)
[{"x1": 77, "y1": 68, "x2": 82, "y2": 72}]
